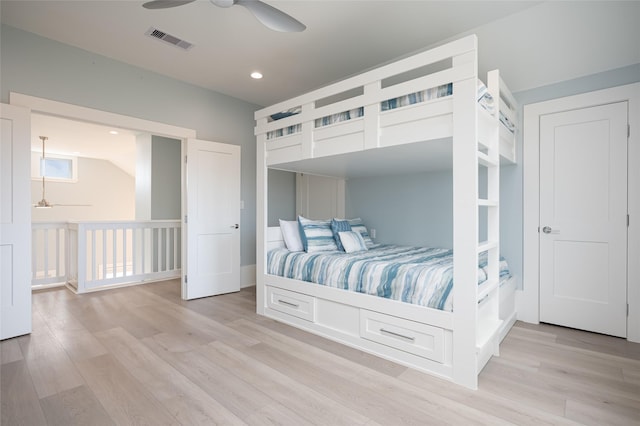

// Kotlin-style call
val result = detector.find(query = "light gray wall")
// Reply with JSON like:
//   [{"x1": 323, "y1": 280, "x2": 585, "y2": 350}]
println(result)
[
  {"x1": 460, "y1": 1, "x2": 640, "y2": 95},
  {"x1": 150, "y1": 135, "x2": 181, "y2": 220},
  {"x1": 1, "y1": 24, "x2": 260, "y2": 266},
  {"x1": 346, "y1": 171, "x2": 453, "y2": 249},
  {"x1": 135, "y1": 134, "x2": 153, "y2": 220},
  {"x1": 267, "y1": 169, "x2": 296, "y2": 226}
]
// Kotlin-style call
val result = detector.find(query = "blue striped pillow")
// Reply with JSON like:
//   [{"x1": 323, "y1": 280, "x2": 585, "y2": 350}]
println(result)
[
  {"x1": 298, "y1": 216, "x2": 338, "y2": 253},
  {"x1": 330, "y1": 219, "x2": 351, "y2": 251}
]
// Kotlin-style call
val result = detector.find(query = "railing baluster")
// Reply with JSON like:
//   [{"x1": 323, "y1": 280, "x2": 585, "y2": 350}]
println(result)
[
  {"x1": 157, "y1": 227, "x2": 162, "y2": 272},
  {"x1": 77, "y1": 224, "x2": 87, "y2": 293},
  {"x1": 162, "y1": 226, "x2": 166, "y2": 271},
  {"x1": 172, "y1": 226, "x2": 177, "y2": 271},
  {"x1": 123, "y1": 226, "x2": 128, "y2": 277},
  {"x1": 132, "y1": 227, "x2": 137, "y2": 276},
  {"x1": 43, "y1": 228, "x2": 49, "y2": 280},
  {"x1": 141, "y1": 227, "x2": 146, "y2": 275},
  {"x1": 55, "y1": 228, "x2": 61, "y2": 279},
  {"x1": 101, "y1": 228, "x2": 106, "y2": 280},
  {"x1": 112, "y1": 227, "x2": 117, "y2": 279},
  {"x1": 91, "y1": 228, "x2": 96, "y2": 283}
]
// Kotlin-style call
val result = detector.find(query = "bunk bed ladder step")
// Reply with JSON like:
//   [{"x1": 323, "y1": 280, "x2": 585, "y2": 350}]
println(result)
[
  {"x1": 478, "y1": 198, "x2": 497, "y2": 207},
  {"x1": 477, "y1": 241, "x2": 498, "y2": 254},
  {"x1": 477, "y1": 152, "x2": 498, "y2": 167}
]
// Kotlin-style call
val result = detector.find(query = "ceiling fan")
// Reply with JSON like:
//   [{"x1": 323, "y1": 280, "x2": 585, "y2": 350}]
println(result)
[
  {"x1": 142, "y1": 0, "x2": 306, "y2": 33},
  {"x1": 34, "y1": 136, "x2": 90, "y2": 209}
]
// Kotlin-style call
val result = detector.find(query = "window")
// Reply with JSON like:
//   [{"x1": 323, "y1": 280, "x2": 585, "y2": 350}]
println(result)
[
  {"x1": 31, "y1": 152, "x2": 78, "y2": 182},
  {"x1": 41, "y1": 157, "x2": 73, "y2": 179}
]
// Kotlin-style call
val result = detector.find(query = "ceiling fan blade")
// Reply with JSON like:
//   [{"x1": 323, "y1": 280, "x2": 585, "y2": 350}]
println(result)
[
  {"x1": 142, "y1": 0, "x2": 196, "y2": 10},
  {"x1": 236, "y1": 0, "x2": 306, "y2": 32},
  {"x1": 34, "y1": 201, "x2": 92, "y2": 208}
]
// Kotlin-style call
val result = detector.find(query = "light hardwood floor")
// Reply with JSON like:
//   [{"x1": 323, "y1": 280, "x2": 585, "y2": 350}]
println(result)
[{"x1": 2, "y1": 280, "x2": 639, "y2": 425}]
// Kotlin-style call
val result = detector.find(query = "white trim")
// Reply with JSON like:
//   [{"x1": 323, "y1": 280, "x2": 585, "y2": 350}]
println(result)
[
  {"x1": 10, "y1": 93, "x2": 196, "y2": 139},
  {"x1": 241, "y1": 264, "x2": 256, "y2": 288},
  {"x1": 522, "y1": 82, "x2": 640, "y2": 342}
]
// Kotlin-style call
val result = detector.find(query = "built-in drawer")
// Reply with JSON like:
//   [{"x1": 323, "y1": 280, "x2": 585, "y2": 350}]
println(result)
[
  {"x1": 266, "y1": 286, "x2": 315, "y2": 322},
  {"x1": 360, "y1": 309, "x2": 445, "y2": 363}
]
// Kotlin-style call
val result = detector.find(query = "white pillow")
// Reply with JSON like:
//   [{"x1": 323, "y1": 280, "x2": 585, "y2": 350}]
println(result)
[
  {"x1": 279, "y1": 219, "x2": 303, "y2": 252},
  {"x1": 338, "y1": 231, "x2": 368, "y2": 253}
]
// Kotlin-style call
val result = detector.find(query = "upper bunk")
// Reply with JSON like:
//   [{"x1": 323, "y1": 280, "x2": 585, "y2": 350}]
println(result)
[{"x1": 254, "y1": 35, "x2": 518, "y2": 179}]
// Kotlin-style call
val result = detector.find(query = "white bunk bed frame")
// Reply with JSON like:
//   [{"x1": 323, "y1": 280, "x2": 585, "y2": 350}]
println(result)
[{"x1": 255, "y1": 35, "x2": 518, "y2": 390}]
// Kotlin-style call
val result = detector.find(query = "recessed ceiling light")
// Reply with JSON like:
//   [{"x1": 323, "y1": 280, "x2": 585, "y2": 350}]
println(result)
[
  {"x1": 109, "y1": 130, "x2": 119, "y2": 135},
  {"x1": 250, "y1": 71, "x2": 263, "y2": 79}
]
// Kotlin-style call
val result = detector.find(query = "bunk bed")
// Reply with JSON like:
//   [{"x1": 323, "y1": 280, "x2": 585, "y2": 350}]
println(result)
[{"x1": 254, "y1": 35, "x2": 518, "y2": 389}]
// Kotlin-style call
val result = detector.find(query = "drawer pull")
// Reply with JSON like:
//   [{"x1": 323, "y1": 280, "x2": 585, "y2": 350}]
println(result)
[
  {"x1": 277, "y1": 299, "x2": 299, "y2": 308},
  {"x1": 380, "y1": 328, "x2": 415, "y2": 342},
  {"x1": 477, "y1": 294, "x2": 489, "y2": 305}
]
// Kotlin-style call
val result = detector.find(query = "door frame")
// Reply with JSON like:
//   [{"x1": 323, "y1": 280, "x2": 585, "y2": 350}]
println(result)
[
  {"x1": 9, "y1": 92, "x2": 197, "y2": 299},
  {"x1": 521, "y1": 82, "x2": 640, "y2": 342}
]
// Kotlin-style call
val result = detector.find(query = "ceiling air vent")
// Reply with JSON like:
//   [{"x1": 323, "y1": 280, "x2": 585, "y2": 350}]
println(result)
[{"x1": 145, "y1": 27, "x2": 194, "y2": 51}]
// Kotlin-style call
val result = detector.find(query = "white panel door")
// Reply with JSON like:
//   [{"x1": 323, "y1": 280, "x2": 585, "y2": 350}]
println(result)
[
  {"x1": 1, "y1": 104, "x2": 32, "y2": 340},
  {"x1": 185, "y1": 139, "x2": 240, "y2": 300},
  {"x1": 540, "y1": 102, "x2": 627, "y2": 337}
]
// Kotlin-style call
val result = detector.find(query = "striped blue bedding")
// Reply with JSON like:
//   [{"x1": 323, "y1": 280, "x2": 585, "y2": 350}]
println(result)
[{"x1": 267, "y1": 245, "x2": 510, "y2": 311}]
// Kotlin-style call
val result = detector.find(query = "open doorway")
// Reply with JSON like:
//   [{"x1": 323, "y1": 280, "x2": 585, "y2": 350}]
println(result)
[{"x1": 14, "y1": 93, "x2": 195, "y2": 296}]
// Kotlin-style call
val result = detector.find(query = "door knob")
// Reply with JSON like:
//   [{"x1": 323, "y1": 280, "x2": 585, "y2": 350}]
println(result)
[
  {"x1": 542, "y1": 226, "x2": 559, "y2": 234},
  {"x1": 230, "y1": 224, "x2": 239, "y2": 229}
]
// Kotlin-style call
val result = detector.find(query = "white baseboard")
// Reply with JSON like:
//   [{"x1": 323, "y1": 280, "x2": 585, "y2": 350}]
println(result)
[{"x1": 241, "y1": 264, "x2": 256, "y2": 288}]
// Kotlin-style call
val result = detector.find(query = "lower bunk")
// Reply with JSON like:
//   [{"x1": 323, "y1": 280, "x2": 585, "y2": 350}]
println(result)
[{"x1": 259, "y1": 226, "x2": 517, "y2": 388}]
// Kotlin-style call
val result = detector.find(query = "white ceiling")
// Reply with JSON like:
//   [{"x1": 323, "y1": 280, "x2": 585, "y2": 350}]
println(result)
[
  {"x1": 4, "y1": 1, "x2": 639, "y2": 172},
  {"x1": 1, "y1": 0, "x2": 543, "y2": 107},
  {"x1": 31, "y1": 114, "x2": 138, "y2": 176}
]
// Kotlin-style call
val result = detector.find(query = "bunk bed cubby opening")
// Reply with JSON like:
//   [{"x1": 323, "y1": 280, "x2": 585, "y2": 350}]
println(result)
[{"x1": 255, "y1": 34, "x2": 518, "y2": 390}]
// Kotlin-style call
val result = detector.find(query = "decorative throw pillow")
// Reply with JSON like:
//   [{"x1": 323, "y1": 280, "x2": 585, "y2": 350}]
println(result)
[
  {"x1": 279, "y1": 219, "x2": 303, "y2": 252},
  {"x1": 298, "y1": 216, "x2": 338, "y2": 253},
  {"x1": 330, "y1": 219, "x2": 352, "y2": 251},
  {"x1": 347, "y1": 217, "x2": 375, "y2": 247},
  {"x1": 338, "y1": 231, "x2": 368, "y2": 253}
]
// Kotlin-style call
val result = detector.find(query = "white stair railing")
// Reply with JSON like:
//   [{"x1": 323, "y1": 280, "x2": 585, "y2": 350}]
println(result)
[
  {"x1": 32, "y1": 220, "x2": 181, "y2": 293},
  {"x1": 32, "y1": 222, "x2": 69, "y2": 287}
]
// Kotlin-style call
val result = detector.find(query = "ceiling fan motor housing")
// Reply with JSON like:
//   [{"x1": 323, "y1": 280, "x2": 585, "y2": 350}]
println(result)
[{"x1": 210, "y1": 0, "x2": 235, "y2": 8}]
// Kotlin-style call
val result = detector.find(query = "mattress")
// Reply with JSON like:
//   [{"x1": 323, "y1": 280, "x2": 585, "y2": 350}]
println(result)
[
  {"x1": 266, "y1": 123, "x2": 302, "y2": 140},
  {"x1": 267, "y1": 245, "x2": 510, "y2": 312},
  {"x1": 381, "y1": 83, "x2": 454, "y2": 112}
]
